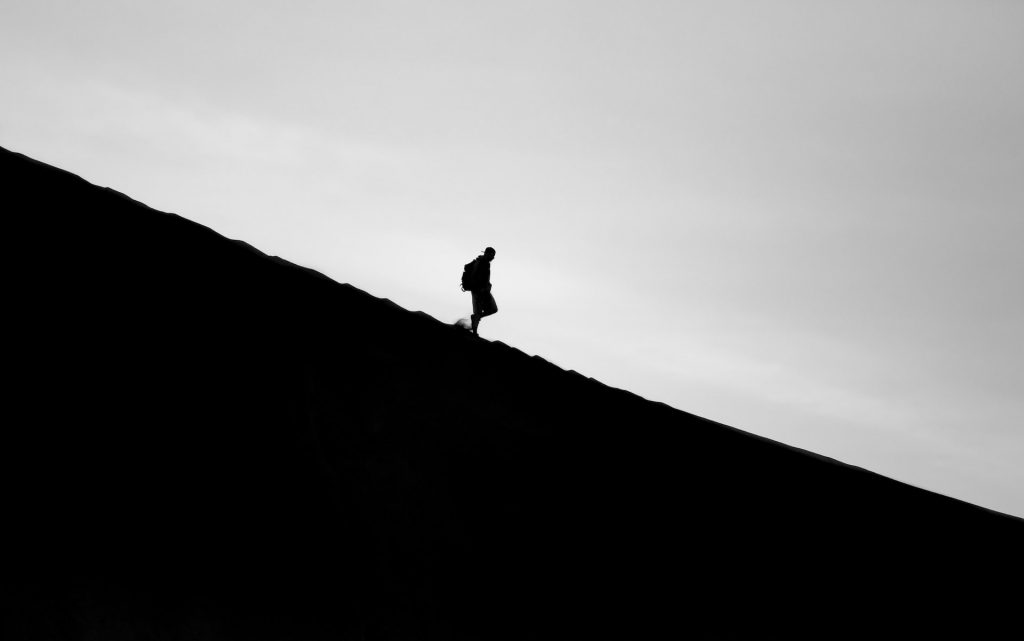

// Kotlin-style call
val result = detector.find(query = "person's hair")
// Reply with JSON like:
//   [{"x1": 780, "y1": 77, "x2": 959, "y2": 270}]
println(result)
[{"x1": 484, "y1": 246, "x2": 496, "y2": 257}]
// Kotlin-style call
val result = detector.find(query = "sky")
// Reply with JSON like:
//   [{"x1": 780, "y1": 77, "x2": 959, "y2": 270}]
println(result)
[{"x1": 3, "y1": 0, "x2": 1022, "y2": 518}]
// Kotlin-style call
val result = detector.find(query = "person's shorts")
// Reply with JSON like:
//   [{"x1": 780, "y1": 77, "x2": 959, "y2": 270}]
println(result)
[{"x1": 472, "y1": 290, "x2": 498, "y2": 316}]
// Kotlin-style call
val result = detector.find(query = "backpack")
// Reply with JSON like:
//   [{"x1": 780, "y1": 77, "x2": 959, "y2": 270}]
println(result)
[{"x1": 461, "y1": 259, "x2": 478, "y2": 292}]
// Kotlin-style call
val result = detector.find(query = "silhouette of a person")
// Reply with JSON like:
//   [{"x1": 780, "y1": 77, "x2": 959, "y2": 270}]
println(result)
[{"x1": 468, "y1": 247, "x2": 498, "y2": 336}]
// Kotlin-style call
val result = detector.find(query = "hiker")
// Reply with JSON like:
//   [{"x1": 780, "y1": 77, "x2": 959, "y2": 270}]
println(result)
[{"x1": 462, "y1": 247, "x2": 498, "y2": 335}]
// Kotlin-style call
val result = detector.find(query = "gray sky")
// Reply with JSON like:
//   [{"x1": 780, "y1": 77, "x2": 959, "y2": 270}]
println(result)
[{"x1": 3, "y1": 0, "x2": 1022, "y2": 517}]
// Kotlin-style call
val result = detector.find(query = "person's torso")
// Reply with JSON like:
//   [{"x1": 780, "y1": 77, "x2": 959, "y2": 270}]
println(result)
[{"x1": 475, "y1": 258, "x2": 491, "y2": 287}]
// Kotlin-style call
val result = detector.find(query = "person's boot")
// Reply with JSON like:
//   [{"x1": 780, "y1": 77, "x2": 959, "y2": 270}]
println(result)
[{"x1": 470, "y1": 314, "x2": 480, "y2": 335}]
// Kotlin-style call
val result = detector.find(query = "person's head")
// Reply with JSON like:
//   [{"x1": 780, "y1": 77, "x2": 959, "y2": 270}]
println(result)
[{"x1": 483, "y1": 247, "x2": 496, "y2": 261}]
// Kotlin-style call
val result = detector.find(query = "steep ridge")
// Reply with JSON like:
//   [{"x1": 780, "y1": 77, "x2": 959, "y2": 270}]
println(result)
[{"x1": 2, "y1": 145, "x2": 1021, "y2": 640}]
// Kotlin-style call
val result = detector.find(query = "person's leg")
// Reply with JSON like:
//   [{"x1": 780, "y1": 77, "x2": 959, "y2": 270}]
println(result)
[
  {"x1": 480, "y1": 292, "x2": 498, "y2": 319},
  {"x1": 470, "y1": 292, "x2": 481, "y2": 334}
]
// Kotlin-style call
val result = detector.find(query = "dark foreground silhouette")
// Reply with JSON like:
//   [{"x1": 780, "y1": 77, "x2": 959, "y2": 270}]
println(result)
[{"x1": 2, "y1": 145, "x2": 1021, "y2": 640}]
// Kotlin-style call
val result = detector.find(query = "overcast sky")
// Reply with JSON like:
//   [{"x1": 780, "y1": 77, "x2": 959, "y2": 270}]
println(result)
[{"x1": 3, "y1": 0, "x2": 1022, "y2": 518}]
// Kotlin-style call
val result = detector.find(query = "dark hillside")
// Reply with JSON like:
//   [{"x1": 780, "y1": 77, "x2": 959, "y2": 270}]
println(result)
[{"x1": 2, "y1": 145, "x2": 1021, "y2": 640}]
